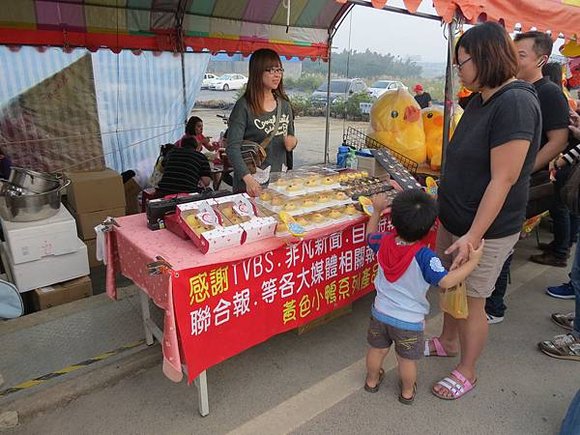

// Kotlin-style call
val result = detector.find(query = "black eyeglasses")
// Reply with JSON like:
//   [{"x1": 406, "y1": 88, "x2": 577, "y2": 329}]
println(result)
[
  {"x1": 453, "y1": 57, "x2": 472, "y2": 72},
  {"x1": 265, "y1": 67, "x2": 284, "y2": 74}
]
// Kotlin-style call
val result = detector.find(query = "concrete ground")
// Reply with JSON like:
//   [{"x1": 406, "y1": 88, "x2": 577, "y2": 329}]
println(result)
[{"x1": 2, "y1": 233, "x2": 578, "y2": 434}]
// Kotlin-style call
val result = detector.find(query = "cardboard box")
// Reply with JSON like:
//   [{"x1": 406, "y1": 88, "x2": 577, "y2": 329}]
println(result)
[
  {"x1": 66, "y1": 169, "x2": 126, "y2": 213},
  {"x1": 1, "y1": 207, "x2": 79, "y2": 265},
  {"x1": 32, "y1": 276, "x2": 93, "y2": 310},
  {"x1": 357, "y1": 156, "x2": 388, "y2": 178},
  {"x1": 124, "y1": 178, "x2": 141, "y2": 215},
  {"x1": 71, "y1": 207, "x2": 126, "y2": 240},
  {"x1": 2, "y1": 240, "x2": 90, "y2": 293},
  {"x1": 84, "y1": 238, "x2": 101, "y2": 268}
]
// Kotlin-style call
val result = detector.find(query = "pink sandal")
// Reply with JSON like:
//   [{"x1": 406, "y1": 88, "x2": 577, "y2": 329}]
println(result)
[
  {"x1": 432, "y1": 369, "x2": 477, "y2": 400},
  {"x1": 424, "y1": 337, "x2": 458, "y2": 357}
]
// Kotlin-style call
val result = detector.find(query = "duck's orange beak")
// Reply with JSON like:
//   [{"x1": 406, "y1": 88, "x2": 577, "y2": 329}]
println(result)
[{"x1": 404, "y1": 106, "x2": 421, "y2": 123}]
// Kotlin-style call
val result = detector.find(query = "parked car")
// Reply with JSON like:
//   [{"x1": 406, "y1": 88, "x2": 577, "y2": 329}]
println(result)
[
  {"x1": 201, "y1": 73, "x2": 218, "y2": 89},
  {"x1": 209, "y1": 74, "x2": 248, "y2": 91},
  {"x1": 368, "y1": 80, "x2": 407, "y2": 98},
  {"x1": 310, "y1": 78, "x2": 368, "y2": 107}
]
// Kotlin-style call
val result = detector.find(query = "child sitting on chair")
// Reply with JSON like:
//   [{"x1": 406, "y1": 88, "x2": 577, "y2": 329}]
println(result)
[{"x1": 364, "y1": 189, "x2": 483, "y2": 404}]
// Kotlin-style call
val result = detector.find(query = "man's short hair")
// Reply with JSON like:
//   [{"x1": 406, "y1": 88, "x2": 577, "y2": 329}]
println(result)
[
  {"x1": 390, "y1": 189, "x2": 438, "y2": 242},
  {"x1": 455, "y1": 22, "x2": 518, "y2": 89},
  {"x1": 181, "y1": 137, "x2": 198, "y2": 148},
  {"x1": 514, "y1": 31, "x2": 553, "y2": 57}
]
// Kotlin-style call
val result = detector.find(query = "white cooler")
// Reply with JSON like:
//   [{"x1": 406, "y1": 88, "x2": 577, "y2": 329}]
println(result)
[
  {"x1": 1, "y1": 206, "x2": 79, "y2": 264},
  {"x1": 1, "y1": 240, "x2": 89, "y2": 293}
]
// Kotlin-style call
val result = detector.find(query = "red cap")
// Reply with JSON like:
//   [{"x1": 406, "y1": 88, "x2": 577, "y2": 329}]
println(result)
[{"x1": 413, "y1": 83, "x2": 424, "y2": 92}]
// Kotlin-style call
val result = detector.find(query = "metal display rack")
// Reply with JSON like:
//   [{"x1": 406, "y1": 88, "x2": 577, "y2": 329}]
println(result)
[{"x1": 343, "y1": 127, "x2": 419, "y2": 175}]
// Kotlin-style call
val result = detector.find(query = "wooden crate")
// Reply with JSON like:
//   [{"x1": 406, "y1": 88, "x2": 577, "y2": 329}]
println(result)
[{"x1": 296, "y1": 304, "x2": 353, "y2": 335}]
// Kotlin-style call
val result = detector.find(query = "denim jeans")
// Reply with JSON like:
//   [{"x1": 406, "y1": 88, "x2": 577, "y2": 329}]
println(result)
[
  {"x1": 485, "y1": 253, "x2": 514, "y2": 317},
  {"x1": 551, "y1": 167, "x2": 580, "y2": 259},
  {"x1": 560, "y1": 390, "x2": 580, "y2": 435},
  {"x1": 569, "y1": 238, "x2": 580, "y2": 338}
]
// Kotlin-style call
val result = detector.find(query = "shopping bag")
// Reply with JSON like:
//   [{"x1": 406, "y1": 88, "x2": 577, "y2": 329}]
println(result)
[{"x1": 439, "y1": 281, "x2": 468, "y2": 319}]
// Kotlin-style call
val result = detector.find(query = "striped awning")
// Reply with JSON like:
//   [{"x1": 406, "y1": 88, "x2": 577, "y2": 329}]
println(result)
[{"x1": 0, "y1": 0, "x2": 348, "y2": 60}]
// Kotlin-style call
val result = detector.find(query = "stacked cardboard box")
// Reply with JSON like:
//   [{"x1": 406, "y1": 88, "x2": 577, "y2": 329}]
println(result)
[
  {"x1": 32, "y1": 276, "x2": 93, "y2": 310},
  {"x1": 65, "y1": 169, "x2": 126, "y2": 268},
  {"x1": 0, "y1": 207, "x2": 90, "y2": 293}
]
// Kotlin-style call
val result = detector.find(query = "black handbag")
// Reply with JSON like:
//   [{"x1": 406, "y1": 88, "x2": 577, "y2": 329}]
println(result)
[
  {"x1": 240, "y1": 102, "x2": 282, "y2": 174},
  {"x1": 526, "y1": 170, "x2": 554, "y2": 218}
]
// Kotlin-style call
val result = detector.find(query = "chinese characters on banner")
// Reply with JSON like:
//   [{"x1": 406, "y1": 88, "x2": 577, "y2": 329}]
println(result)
[{"x1": 172, "y1": 217, "x2": 437, "y2": 382}]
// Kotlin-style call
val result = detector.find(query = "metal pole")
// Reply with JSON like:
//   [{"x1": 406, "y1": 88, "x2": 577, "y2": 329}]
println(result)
[
  {"x1": 441, "y1": 18, "x2": 457, "y2": 174},
  {"x1": 323, "y1": 36, "x2": 333, "y2": 164},
  {"x1": 181, "y1": 51, "x2": 188, "y2": 125}
]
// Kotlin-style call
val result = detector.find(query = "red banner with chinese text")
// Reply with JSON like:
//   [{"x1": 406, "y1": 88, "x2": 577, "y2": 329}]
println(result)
[{"x1": 172, "y1": 217, "x2": 437, "y2": 382}]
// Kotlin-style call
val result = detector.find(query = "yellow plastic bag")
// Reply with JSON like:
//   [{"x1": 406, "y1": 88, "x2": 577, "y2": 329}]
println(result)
[{"x1": 439, "y1": 282, "x2": 469, "y2": 319}]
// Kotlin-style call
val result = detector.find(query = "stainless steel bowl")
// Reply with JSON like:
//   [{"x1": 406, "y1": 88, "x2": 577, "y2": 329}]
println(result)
[
  {"x1": 0, "y1": 177, "x2": 71, "y2": 222},
  {"x1": 8, "y1": 167, "x2": 61, "y2": 194}
]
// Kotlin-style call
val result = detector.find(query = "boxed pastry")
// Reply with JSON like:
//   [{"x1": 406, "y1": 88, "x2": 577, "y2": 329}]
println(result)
[
  {"x1": 177, "y1": 200, "x2": 244, "y2": 254},
  {"x1": 213, "y1": 193, "x2": 277, "y2": 244}
]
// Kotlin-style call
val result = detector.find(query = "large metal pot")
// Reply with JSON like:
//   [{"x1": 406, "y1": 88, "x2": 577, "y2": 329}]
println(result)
[
  {"x1": 8, "y1": 167, "x2": 61, "y2": 194},
  {"x1": 0, "y1": 177, "x2": 71, "y2": 222}
]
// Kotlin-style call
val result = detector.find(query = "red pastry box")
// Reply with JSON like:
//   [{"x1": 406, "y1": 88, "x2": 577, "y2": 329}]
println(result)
[
  {"x1": 177, "y1": 199, "x2": 244, "y2": 254},
  {"x1": 212, "y1": 193, "x2": 277, "y2": 244}
]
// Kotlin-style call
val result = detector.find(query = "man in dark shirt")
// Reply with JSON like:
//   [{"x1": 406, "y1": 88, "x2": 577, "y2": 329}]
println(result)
[
  {"x1": 157, "y1": 137, "x2": 212, "y2": 195},
  {"x1": 413, "y1": 84, "x2": 432, "y2": 109},
  {"x1": 485, "y1": 31, "x2": 570, "y2": 323}
]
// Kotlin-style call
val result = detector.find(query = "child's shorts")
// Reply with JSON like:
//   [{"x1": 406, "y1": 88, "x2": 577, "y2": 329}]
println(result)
[{"x1": 367, "y1": 316, "x2": 424, "y2": 360}]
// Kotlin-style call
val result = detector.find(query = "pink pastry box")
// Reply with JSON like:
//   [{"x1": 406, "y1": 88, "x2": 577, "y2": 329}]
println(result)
[{"x1": 177, "y1": 194, "x2": 277, "y2": 254}]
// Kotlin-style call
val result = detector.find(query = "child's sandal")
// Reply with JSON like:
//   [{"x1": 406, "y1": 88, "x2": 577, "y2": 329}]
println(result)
[
  {"x1": 398, "y1": 382, "x2": 417, "y2": 405},
  {"x1": 364, "y1": 368, "x2": 385, "y2": 393}
]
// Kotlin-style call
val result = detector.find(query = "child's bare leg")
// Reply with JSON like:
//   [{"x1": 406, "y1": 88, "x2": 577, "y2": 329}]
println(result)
[
  {"x1": 396, "y1": 355, "x2": 417, "y2": 399},
  {"x1": 365, "y1": 346, "x2": 390, "y2": 387}
]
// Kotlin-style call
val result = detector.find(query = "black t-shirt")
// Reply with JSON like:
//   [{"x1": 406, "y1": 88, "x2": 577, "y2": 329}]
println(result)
[
  {"x1": 438, "y1": 81, "x2": 541, "y2": 239},
  {"x1": 534, "y1": 77, "x2": 569, "y2": 147},
  {"x1": 158, "y1": 147, "x2": 211, "y2": 194},
  {"x1": 414, "y1": 92, "x2": 432, "y2": 109}
]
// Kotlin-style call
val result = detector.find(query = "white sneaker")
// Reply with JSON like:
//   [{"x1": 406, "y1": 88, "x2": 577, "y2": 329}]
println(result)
[{"x1": 486, "y1": 313, "x2": 504, "y2": 324}]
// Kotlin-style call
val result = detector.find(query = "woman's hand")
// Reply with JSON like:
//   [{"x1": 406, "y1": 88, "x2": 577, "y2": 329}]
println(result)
[
  {"x1": 445, "y1": 232, "x2": 482, "y2": 270},
  {"x1": 284, "y1": 135, "x2": 298, "y2": 151},
  {"x1": 570, "y1": 110, "x2": 580, "y2": 140},
  {"x1": 243, "y1": 174, "x2": 262, "y2": 197}
]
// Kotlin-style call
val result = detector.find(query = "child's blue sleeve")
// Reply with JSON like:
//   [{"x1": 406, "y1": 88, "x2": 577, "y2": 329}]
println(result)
[
  {"x1": 367, "y1": 232, "x2": 388, "y2": 254},
  {"x1": 415, "y1": 247, "x2": 448, "y2": 286}
]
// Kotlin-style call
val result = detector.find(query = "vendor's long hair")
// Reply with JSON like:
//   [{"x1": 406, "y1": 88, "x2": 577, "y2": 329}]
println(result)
[{"x1": 244, "y1": 48, "x2": 289, "y2": 115}]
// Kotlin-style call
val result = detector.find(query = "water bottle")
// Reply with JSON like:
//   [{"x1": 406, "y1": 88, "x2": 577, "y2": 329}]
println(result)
[{"x1": 336, "y1": 145, "x2": 349, "y2": 168}]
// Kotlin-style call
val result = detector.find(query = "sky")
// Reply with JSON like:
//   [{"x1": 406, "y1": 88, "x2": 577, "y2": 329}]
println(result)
[{"x1": 331, "y1": 0, "x2": 565, "y2": 63}]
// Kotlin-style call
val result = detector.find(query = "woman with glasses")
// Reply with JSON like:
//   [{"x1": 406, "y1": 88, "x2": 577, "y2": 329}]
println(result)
[
  {"x1": 425, "y1": 22, "x2": 542, "y2": 400},
  {"x1": 226, "y1": 48, "x2": 297, "y2": 196}
]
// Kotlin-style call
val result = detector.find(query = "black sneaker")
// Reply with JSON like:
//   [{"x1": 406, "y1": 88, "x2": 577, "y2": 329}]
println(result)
[{"x1": 530, "y1": 252, "x2": 567, "y2": 267}]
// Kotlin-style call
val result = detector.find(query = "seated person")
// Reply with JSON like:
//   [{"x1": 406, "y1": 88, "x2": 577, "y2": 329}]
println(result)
[
  {"x1": 157, "y1": 137, "x2": 212, "y2": 195},
  {"x1": 175, "y1": 116, "x2": 213, "y2": 152}
]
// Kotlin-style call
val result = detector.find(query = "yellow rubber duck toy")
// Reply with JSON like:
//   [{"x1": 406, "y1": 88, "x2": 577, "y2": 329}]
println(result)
[
  {"x1": 369, "y1": 88, "x2": 426, "y2": 164},
  {"x1": 421, "y1": 105, "x2": 464, "y2": 171}
]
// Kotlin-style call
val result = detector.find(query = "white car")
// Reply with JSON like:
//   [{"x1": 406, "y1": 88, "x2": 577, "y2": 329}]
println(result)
[
  {"x1": 368, "y1": 80, "x2": 407, "y2": 98},
  {"x1": 201, "y1": 73, "x2": 217, "y2": 89},
  {"x1": 209, "y1": 74, "x2": 248, "y2": 91}
]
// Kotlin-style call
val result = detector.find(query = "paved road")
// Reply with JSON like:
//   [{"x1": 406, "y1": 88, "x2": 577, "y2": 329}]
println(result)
[
  {"x1": 5, "y1": 235, "x2": 578, "y2": 434},
  {"x1": 191, "y1": 107, "x2": 368, "y2": 167}
]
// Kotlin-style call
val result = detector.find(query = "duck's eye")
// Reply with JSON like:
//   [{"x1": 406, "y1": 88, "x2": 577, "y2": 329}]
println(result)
[
  {"x1": 427, "y1": 113, "x2": 433, "y2": 119},
  {"x1": 391, "y1": 110, "x2": 399, "y2": 118}
]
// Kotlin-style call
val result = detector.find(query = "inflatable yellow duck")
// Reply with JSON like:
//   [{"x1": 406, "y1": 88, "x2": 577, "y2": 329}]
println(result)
[
  {"x1": 421, "y1": 105, "x2": 464, "y2": 171},
  {"x1": 422, "y1": 106, "x2": 444, "y2": 170},
  {"x1": 369, "y1": 88, "x2": 426, "y2": 164}
]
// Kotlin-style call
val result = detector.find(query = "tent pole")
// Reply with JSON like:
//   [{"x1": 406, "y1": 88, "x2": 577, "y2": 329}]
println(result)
[
  {"x1": 441, "y1": 18, "x2": 457, "y2": 174},
  {"x1": 181, "y1": 51, "x2": 187, "y2": 125},
  {"x1": 323, "y1": 36, "x2": 333, "y2": 165}
]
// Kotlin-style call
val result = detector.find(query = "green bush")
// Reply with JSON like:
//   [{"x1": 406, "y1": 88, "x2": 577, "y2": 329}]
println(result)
[
  {"x1": 289, "y1": 95, "x2": 313, "y2": 117},
  {"x1": 330, "y1": 92, "x2": 373, "y2": 119}
]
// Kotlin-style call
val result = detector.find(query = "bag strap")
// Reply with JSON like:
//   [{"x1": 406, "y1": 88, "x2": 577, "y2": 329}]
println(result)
[{"x1": 260, "y1": 99, "x2": 283, "y2": 150}]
